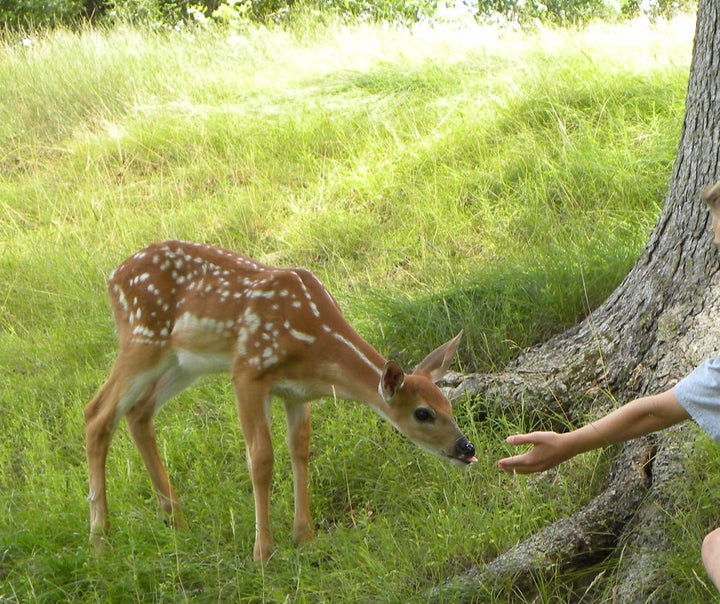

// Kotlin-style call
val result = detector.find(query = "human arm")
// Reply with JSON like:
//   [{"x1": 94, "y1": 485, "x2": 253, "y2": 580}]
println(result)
[{"x1": 497, "y1": 388, "x2": 690, "y2": 474}]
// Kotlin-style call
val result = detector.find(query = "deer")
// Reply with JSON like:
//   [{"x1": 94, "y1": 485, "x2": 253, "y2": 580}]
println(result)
[{"x1": 84, "y1": 240, "x2": 477, "y2": 562}]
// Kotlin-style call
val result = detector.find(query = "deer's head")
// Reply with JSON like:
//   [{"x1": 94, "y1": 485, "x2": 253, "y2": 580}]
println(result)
[{"x1": 378, "y1": 333, "x2": 477, "y2": 466}]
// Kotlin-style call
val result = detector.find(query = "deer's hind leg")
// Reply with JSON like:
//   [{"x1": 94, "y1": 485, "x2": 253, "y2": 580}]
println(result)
[
  {"x1": 85, "y1": 377, "x2": 119, "y2": 548},
  {"x1": 84, "y1": 345, "x2": 169, "y2": 549}
]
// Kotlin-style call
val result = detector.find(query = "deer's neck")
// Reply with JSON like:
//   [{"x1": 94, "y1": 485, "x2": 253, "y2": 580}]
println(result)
[{"x1": 312, "y1": 324, "x2": 388, "y2": 406}]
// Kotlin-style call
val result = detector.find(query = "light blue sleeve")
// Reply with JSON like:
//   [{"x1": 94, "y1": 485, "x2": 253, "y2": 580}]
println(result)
[{"x1": 674, "y1": 354, "x2": 720, "y2": 444}]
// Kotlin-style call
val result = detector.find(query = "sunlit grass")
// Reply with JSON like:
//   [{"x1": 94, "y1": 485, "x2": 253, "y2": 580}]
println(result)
[{"x1": 0, "y1": 11, "x2": 703, "y2": 602}]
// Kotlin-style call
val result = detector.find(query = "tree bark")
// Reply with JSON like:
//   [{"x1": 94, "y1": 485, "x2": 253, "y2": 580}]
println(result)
[{"x1": 435, "y1": 1, "x2": 720, "y2": 600}]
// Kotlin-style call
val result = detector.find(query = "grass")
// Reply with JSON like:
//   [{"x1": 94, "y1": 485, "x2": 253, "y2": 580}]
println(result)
[{"x1": 1, "y1": 10, "x2": 715, "y2": 602}]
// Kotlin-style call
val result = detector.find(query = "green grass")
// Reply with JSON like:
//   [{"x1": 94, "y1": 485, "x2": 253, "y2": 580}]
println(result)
[{"x1": 1, "y1": 11, "x2": 714, "y2": 602}]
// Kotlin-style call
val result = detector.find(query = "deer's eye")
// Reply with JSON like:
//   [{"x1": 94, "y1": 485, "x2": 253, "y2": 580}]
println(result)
[{"x1": 414, "y1": 407, "x2": 434, "y2": 422}]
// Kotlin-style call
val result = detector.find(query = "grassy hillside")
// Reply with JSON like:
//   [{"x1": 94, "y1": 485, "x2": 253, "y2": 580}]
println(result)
[{"x1": 2, "y1": 12, "x2": 713, "y2": 602}]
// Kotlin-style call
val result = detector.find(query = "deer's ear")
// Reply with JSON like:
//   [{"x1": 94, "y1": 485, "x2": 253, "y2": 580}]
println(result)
[
  {"x1": 380, "y1": 361, "x2": 405, "y2": 403},
  {"x1": 412, "y1": 331, "x2": 463, "y2": 383}
]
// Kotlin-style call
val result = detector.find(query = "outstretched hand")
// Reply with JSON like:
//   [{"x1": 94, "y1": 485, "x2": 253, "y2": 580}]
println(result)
[
  {"x1": 497, "y1": 391, "x2": 690, "y2": 475},
  {"x1": 497, "y1": 431, "x2": 570, "y2": 474}
]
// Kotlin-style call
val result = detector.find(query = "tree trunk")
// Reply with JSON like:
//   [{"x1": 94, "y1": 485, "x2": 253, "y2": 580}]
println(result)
[{"x1": 435, "y1": 1, "x2": 720, "y2": 600}]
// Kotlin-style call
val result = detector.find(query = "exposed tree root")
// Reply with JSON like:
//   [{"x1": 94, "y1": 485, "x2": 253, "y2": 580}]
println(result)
[
  {"x1": 430, "y1": 437, "x2": 654, "y2": 602},
  {"x1": 430, "y1": 267, "x2": 719, "y2": 600}
]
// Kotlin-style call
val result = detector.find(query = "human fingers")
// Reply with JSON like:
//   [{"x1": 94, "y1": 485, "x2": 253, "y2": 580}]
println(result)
[
  {"x1": 497, "y1": 432, "x2": 557, "y2": 473},
  {"x1": 505, "y1": 433, "x2": 539, "y2": 447},
  {"x1": 497, "y1": 452, "x2": 537, "y2": 473}
]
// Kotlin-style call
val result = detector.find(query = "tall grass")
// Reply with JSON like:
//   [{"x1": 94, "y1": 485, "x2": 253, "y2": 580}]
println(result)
[{"x1": 1, "y1": 12, "x2": 712, "y2": 602}]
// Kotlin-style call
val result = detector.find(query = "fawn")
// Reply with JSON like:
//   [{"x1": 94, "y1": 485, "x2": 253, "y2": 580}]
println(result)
[{"x1": 84, "y1": 241, "x2": 477, "y2": 562}]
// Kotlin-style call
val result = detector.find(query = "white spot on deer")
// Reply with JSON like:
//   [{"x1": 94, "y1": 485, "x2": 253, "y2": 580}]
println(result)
[
  {"x1": 247, "y1": 289, "x2": 275, "y2": 299},
  {"x1": 132, "y1": 325, "x2": 155, "y2": 338},
  {"x1": 288, "y1": 328, "x2": 316, "y2": 344},
  {"x1": 326, "y1": 328, "x2": 380, "y2": 377},
  {"x1": 242, "y1": 309, "x2": 261, "y2": 334},
  {"x1": 237, "y1": 328, "x2": 249, "y2": 356},
  {"x1": 113, "y1": 285, "x2": 129, "y2": 312},
  {"x1": 261, "y1": 348, "x2": 279, "y2": 369}
]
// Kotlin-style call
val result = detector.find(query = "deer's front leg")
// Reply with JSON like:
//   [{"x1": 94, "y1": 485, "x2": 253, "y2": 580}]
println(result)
[
  {"x1": 284, "y1": 401, "x2": 313, "y2": 546},
  {"x1": 234, "y1": 379, "x2": 275, "y2": 563}
]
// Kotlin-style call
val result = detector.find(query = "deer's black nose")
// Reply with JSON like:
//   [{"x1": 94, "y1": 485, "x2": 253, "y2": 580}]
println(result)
[{"x1": 456, "y1": 437, "x2": 476, "y2": 459}]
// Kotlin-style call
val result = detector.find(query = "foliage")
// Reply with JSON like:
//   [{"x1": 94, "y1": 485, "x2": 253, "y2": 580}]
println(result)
[
  {"x1": 471, "y1": 0, "x2": 695, "y2": 23},
  {"x1": 474, "y1": 0, "x2": 610, "y2": 24},
  {"x1": 104, "y1": 0, "x2": 185, "y2": 24},
  {"x1": 0, "y1": 0, "x2": 695, "y2": 31},
  {"x1": 0, "y1": 12, "x2": 702, "y2": 603},
  {"x1": 0, "y1": 0, "x2": 86, "y2": 28},
  {"x1": 312, "y1": 0, "x2": 438, "y2": 23},
  {"x1": 622, "y1": 0, "x2": 695, "y2": 18}
]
